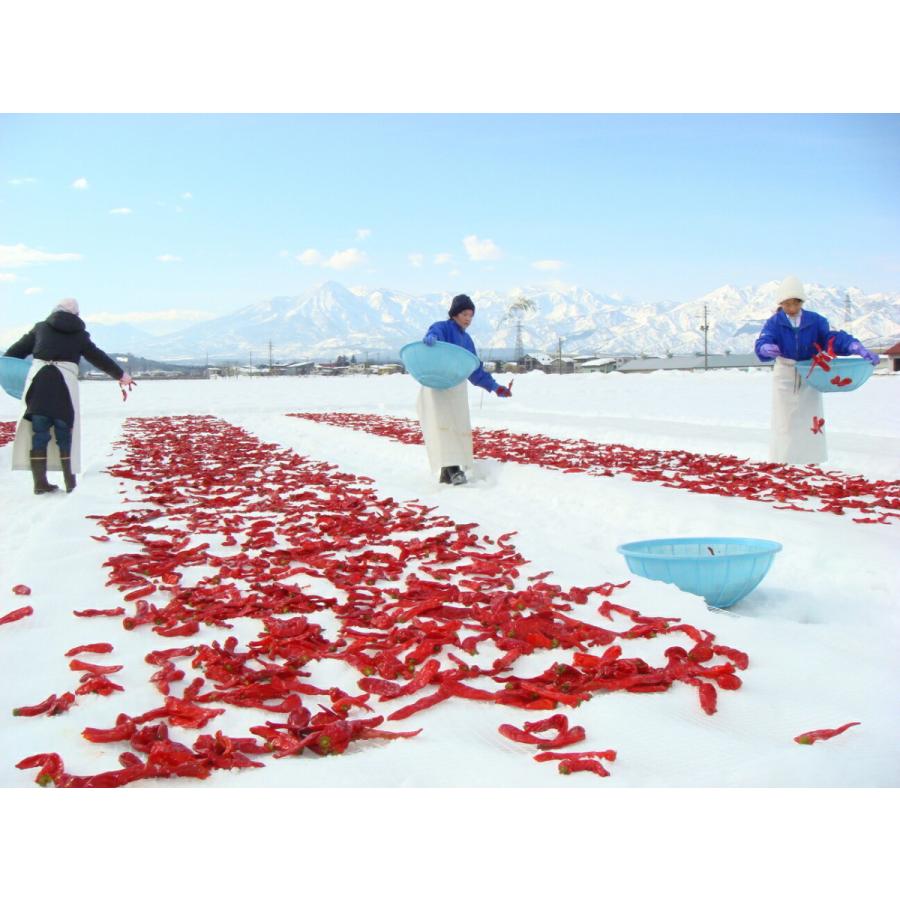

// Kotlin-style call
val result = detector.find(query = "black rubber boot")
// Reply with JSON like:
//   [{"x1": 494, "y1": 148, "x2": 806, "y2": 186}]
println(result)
[
  {"x1": 439, "y1": 467, "x2": 453, "y2": 484},
  {"x1": 450, "y1": 468, "x2": 467, "y2": 485},
  {"x1": 30, "y1": 450, "x2": 59, "y2": 494},
  {"x1": 60, "y1": 456, "x2": 77, "y2": 493}
]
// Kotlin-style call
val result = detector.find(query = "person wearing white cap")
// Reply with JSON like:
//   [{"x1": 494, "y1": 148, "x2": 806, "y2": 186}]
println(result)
[
  {"x1": 754, "y1": 276, "x2": 878, "y2": 464},
  {"x1": 4, "y1": 299, "x2": 135, "y2": 494}
]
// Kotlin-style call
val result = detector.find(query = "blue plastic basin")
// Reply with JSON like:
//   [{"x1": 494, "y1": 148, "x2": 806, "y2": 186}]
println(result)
[
  {"x1": 616, "y1": 537, "x2": 782, "y2": 608},
  {"x1": 400, "y1": 340, "x2": 480, "y2": 389},
  {"x1": 797, "y1": 355, "x2": 875, "y2": 393},
  {"x1": 0, "y1": 357, "x2": 30, "y2": 400}
]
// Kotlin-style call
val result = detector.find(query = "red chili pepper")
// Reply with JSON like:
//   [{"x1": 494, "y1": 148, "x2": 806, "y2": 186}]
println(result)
[
  {"x1": 557, "y1": 758, "x2": 610, "y2": 777},
  {"x1": 153, "y1": 621, "x2": 200, "y2": 638},
  {"x1": 73, "y1": 607, "x2": 126, "y2": 617},
  {"x1": 11, "y1": 690, "x2": 71, "y2": 717},
  {"x1": 811, "y1": 416, "x2": 825, "y2": 435},
  {"x1": 386, "y1": 688, "x2": 450, "y2": 721},
  {"x1": 11, "y1": 584, "x2": 32, "y2": 596},
  {"x1": 794, "y1": 721, "x2": 860, "y2": 745},
  {"x1": 69, "y1": 659, "x2": 124, "y2": 675},
  {"x1": 65, "y1": 643, "x2": 114, "y2": 657},
  {"x1": 82, "y1": 719, "x2": 138, "y2": 743},
  {"x1": 698, "y1": 682, "x2": 717, "y2": 715},
  {"x1": 713, "y1": 645, "x2": 749, "y2": 670},
  {"x1": 533, "y1": 749, "x2": 616, "y2": 763},
  {"x1": 16, "y1": 752, "x2": 65, "y2": 786},
  {"x1": 75, "y1": 673, "x2": 125, "y2": 696},
  {"x1": 830, "y1": 376, "x2": 852, "y2": 387},
  {"x1": 0, "y1": 605, "x2": 33, "y2": 626}
]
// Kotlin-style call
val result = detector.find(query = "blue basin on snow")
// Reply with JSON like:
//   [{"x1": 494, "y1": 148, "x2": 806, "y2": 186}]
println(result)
[{"x1": 617, "y1": 537, "x2": 782, "y2": 608}]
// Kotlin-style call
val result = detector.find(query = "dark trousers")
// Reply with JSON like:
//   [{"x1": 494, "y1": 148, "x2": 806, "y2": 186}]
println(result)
[{"x1": 30, "y1": 415, "x2": 72, "y2": 455}]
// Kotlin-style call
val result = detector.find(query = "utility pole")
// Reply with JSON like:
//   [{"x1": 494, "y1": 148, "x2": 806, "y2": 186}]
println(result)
[
  {"x1": 515, "y1": 320, "x2": 524, "y2": 363},
  {"x1": 700, "y1": 304, "x2": 710, "y2": 371},
  {"x1": 557, "y1": 336, "x2": 563, "y2": 375}
]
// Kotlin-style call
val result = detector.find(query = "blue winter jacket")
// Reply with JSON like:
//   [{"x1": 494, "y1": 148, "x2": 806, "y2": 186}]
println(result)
[
  {"x1": 423, "y1": 319, "x2": 500, "y2": 393},
  {"x1": 754, "y1": 309, "x2": 856, "y2": 362}
]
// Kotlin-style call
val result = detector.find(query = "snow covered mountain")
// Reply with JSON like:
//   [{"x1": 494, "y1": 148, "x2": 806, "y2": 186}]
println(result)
[{"x1": 123, "y1": 280, "x2": 900, "y2": 362}]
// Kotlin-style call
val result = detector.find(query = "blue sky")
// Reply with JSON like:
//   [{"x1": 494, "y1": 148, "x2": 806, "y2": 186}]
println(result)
[{"x1": 2, "y1": 114, "x2": 899, "y2": 333}]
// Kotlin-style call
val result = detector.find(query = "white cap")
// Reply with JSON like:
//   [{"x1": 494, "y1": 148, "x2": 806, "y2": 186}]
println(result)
[
  {"x1": 776, "y1": 276, "x2": 806, "y2": 304},
  {"x1": 53, "y1": 298, "x2": 80, "y2": 315}
]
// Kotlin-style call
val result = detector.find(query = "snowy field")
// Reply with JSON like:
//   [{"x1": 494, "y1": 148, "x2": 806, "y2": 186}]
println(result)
[{"x1": 1, "y1": 368, "x2": 898, "y2": 788}]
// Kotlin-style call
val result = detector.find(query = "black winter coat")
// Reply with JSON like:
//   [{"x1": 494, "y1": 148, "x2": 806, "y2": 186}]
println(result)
[{"x1": 4, "y1": 311, "x2": 124, "y2": 425}]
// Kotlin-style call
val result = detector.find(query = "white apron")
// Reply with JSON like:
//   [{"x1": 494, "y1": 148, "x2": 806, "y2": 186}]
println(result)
[
  {"x1": 11, "y1": 360, "x2": 82, "y2": 473},
  {"x1": 416, "y1": 382, "x2": 474, "y2": 473},
  {"x1": 770, "y1": 357, "x2": 826, "y2": 465}
]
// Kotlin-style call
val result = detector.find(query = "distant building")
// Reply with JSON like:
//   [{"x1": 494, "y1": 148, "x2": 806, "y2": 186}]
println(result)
[
  {"x1": 575, "y1": 357, "x2": 618, "y2": 374},
  {"x1": 521, "y1": 353, "x2": 577, "y2": 373},
  {"x1": 272, "y1": 361, "x2": 315, "y2": 376},
  {"x1": 617, "y1": 353, "x2": 771, "y2": 373},
  {"x1": 521, "y1": 354, "x2": 555, "y2": 373},
  {"x1": 881, "y1": 341, "x2": 900, "y2": 373}
]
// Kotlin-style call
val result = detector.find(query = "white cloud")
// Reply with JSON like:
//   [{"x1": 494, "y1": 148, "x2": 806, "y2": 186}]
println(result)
[
  {"x1": 296, "y1": 249, "x2": 323, "y2": 266},
  {"x1": 434, "y1": 253, "x2": 453, "y2": 265},
  {"x1": 463, "y1": 234, "x2": 502, "y2": 261},
  {"x1": 448, "y1": 269, "x2": 461, "y2": 277},
  {"x1": 532, "y1": 259, "x2": 564, "y2": 271},
  {"x1": 109, "y1": 207, "x2": 133, "y2": 215},
  {"x1": 0, "y1": 272, "x2": 17, "y2": 283},
  {"x1": 408, "y1": 253, "x2": 424, "y2": 268},
  {"x1": 25, "y1": 287, "x2": 43, "y2": 295},
  {"x1": 87, "y1": 309, "x2": 216, "y2": 326},
  {"x1": 156, "y1": 254, "x2": 182, "y2": 263},
  {"x1": 324, "y1": 248, "x2": 367, "y2": 270},
  {"x1": 71, "y1": 177, "x2": 89, "y2": 190},
  {"x1": 8, "y1": 177, "x2": 37, "y2": 186},
  {"x1": 0, "y1": 243, "x2": 83, "y2": 267},
  {"x1": 356, "y1": 228, "x2": 372, "y2": 240},
  {"x1": 181, "y1": 192, "x2": 193, "y2": 200}
]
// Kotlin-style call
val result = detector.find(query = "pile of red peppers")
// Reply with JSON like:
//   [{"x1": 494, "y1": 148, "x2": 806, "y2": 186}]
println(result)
[
  {"x1": 13, "y1": 414, "x2": 758, "y2": 787},
  {"x1": 289, "y1": 413, "x2": 899, "y2": 525},
  {"x1": 0, "y1": 421, "x2": 16, "y2": 448}
]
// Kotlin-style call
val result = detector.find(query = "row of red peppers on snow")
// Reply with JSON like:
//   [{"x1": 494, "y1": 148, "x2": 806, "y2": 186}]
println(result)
[
  {"x1": 7, "y1": 415, "x2": 848, "y2": 787},
  {"x1": 288, "y1": 413, "x2": 899, "y2": 525}
]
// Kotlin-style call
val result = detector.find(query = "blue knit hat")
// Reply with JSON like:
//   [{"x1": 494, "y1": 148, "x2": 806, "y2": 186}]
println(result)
[{"x1": 448, "y1": 294, "x2": 475, "y2": 318}]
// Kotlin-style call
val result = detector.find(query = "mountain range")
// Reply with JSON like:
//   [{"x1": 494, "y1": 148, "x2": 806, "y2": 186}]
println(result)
[{"x1": 73, "y1": 280, "x2": 900, "y2": 362}]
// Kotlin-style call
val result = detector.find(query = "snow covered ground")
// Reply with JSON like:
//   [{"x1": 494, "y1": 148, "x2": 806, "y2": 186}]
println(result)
[{"x1": 1, "y1": 368, "x2": 898, "y2": 788}]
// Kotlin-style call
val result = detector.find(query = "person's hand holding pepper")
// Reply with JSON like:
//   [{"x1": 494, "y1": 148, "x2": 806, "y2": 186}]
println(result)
[
  {"x1": 495, "y1": 385, "x2": 512, "y2": 398},
  {"x1": 422, "y1": 334, "x2": 437, "y2": 347},
  {"x1": 759, "y1": 343, "x2": 782, "y2": 359}
]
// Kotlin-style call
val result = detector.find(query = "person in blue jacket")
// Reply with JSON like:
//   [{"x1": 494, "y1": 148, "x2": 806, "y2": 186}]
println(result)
[
  {"x1": 754, "y1": 275, "x2": 878, "y2": 464},
  {"x1": 417, "y1": 294, "x2": 511, "y2": 485}
]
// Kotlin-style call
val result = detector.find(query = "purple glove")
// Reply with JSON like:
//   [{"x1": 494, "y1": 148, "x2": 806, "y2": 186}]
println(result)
[
  {"x1": 422, "y1": 333, "x2": 436, "y2": 347},
  {"x1": 848, "y1": 340, "x2": 879, "y2": 365},
  {"x1": 759, "y1": 343, "x2": 782, "y2": 359}
]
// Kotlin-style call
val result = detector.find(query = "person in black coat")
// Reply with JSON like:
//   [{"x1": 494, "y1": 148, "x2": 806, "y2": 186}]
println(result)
[{"x1": 4, "y1": 298, "x2": 134, "y2": 494}]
